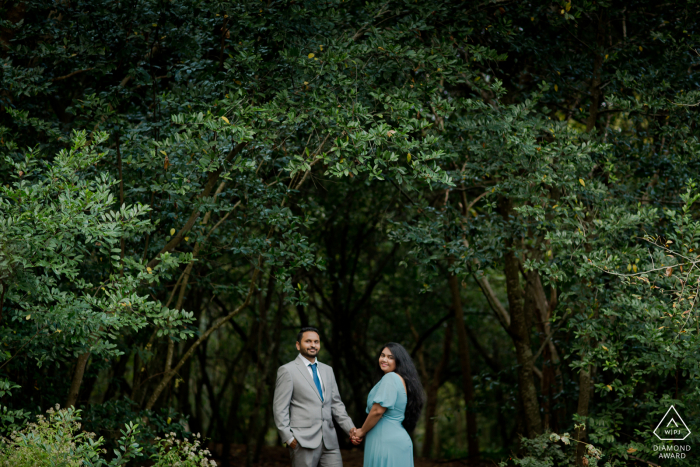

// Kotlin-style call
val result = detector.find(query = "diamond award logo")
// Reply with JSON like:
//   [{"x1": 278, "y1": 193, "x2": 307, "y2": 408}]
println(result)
[{"x1": 653, "y1": 406, "x2": 691, "y2": 441}]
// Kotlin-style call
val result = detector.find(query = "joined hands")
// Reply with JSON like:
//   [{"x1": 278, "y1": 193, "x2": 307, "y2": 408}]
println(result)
[{"x1": 349, "y1": 427, "x2": 364, "y2": 445}]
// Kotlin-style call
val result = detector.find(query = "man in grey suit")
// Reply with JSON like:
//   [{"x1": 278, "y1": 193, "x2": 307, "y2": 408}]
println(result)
[{"x1": 273, "y1": 326, "x2": 356, "y2": 467}]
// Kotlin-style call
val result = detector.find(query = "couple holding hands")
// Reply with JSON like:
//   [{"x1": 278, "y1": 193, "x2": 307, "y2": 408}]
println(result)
[{"x1": 273, "y1": 327, "x2": 425, "y2": 467}]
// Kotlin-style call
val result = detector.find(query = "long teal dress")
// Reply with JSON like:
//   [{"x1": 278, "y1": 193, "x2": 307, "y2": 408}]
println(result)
[{"x1": 363, "y1": 371, "x2": 413, "y2": 467}]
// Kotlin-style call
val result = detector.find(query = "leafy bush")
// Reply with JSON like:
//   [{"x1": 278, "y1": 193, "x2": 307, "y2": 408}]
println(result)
[
  {"x1": 82, "y1": 398, "x2": 189, "y2": 460},
  {"x1": 0, "y1": 406, "x2": 116, "y2": 466},
  {"x1": 0, "y1": 406, "x2": 213, "y2": 467},
  {"x1": 151, "y1": 432, "x2": 216, "y2": 467},
  {"x1": 0, "y1": 380, "x2": 29, "y2": 435},
  {"x1": 499, "y1": 430, "x2": 608, "y2": 467}
]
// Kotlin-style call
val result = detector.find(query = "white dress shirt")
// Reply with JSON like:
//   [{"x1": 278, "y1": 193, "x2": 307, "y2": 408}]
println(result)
[{"x1": 287, "y1": 354, "x2": 325, "y2": 445}]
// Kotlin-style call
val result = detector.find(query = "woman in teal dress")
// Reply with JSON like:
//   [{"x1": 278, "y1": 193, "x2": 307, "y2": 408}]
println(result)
[{"x1": 351, "y1": 342, "x2": 425, "y2": 467}]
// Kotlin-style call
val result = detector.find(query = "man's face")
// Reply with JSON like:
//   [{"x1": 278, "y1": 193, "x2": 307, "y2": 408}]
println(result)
[{"x1": 296, "y1": 331, "x2": 321, "y2": 359}]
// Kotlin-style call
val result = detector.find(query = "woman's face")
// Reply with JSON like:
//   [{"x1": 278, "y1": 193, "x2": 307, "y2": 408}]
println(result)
[{"x1": 378, "y1": 347, "x2": 396, "y2": 374}]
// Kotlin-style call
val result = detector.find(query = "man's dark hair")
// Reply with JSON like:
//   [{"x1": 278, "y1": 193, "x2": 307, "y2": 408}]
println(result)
[{"x1": 297, "y1": 326, "x2": 320, "y2": 343}]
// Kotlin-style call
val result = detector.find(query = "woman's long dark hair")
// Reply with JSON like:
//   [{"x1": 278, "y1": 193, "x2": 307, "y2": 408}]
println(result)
[{"x1": 374, "y1": 342, "x2": 425, "y2": 433}]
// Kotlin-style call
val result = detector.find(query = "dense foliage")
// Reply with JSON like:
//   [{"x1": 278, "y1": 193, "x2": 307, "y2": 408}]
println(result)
[{"x1": 2, "y1": 0, "x2": 700, "y2": 465}]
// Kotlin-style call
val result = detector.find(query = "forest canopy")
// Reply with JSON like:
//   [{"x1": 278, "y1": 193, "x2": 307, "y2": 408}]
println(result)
[{"x1": 2, "y1": 0, "x2": 700, "y2": 466}]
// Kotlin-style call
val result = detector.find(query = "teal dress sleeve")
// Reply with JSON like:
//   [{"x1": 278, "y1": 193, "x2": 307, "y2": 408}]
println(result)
[{"x1": 366, "y1": 372, "x2": 399, "y2": 413}]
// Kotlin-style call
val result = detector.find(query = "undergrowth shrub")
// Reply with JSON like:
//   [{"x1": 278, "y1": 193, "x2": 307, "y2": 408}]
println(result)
[
  {"x1": 151, "y1": 432, "x2": 216, "y2": 467},
  {"x1": 0, "y1": 405, "x2": 214, "y2": 466},
  {"x1": 0, "y1": 405, "x2": 115, "y2": 466},
  {"x1": 499, "y1": 430, "x2": 609, "y2": 467}
]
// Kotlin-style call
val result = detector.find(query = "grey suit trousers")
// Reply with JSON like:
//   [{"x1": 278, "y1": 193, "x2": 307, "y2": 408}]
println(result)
[{"x1": 289, "y1": 444, "x2": 342, "y2": 467}]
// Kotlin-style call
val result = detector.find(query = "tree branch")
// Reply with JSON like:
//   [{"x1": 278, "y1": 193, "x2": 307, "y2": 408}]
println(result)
[
  {"x1": 474, "y1": 274, "x2": 511, "y2": 328},
  {"x1": 146, "y1": 142, "x2": 247, "y2": 269},
  {"x1": 66, "y1": 352, "x2": 90, "y2": 408},
  {"x1": 144, "y1": 262, "x2": 260, "y2": 410},
  {"x1": 410, "y1": 310, "x2": 453, "y2": 358},
  {"x1": 52, "y1": 68, "x2": 94, "y2": 82},
  {"x1": 352, "y1": 243, "x2": 399, "y2": 314},
  {"x1": 351, "y1": 2, "x2": 390, "y2": 41}
]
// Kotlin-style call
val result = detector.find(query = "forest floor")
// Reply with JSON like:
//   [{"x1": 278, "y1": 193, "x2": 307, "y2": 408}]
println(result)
[{"x1": 222, "y1": 444, "x2": 498, "y2": 466}]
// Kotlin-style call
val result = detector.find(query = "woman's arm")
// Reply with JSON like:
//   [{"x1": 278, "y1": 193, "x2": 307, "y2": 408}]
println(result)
[{"x1": 355, "y1": 403, "x2": 386, "y2": 439}]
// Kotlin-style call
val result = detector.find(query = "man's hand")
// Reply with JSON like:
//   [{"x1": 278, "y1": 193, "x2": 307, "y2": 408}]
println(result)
[
  {"x1": 288, "y1": 438, "x2": 298, "y2": 449},
  {"x1": 349, "y1": 427, "x2": 363, "y2": 445}
]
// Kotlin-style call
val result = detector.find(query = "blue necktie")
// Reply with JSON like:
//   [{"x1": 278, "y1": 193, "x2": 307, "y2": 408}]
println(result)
[{"x1": 311, "y1": 363, "x2": 324, "y2": 402}]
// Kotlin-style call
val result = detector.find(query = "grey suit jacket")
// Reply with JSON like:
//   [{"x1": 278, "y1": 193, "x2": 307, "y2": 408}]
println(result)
[{"x1": 273, "y1": 354, "x2": 354, "y2": 449}]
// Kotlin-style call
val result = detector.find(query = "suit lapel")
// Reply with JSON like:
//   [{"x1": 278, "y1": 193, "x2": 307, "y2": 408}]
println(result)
[{"x1": 295, "y1": 355, "x2": 323, "y2": 402}]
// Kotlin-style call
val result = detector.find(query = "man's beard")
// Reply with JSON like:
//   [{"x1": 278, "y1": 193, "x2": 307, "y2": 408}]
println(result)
[{"x1": 301, "y1": 347, "x2": 318, "y2": 358}]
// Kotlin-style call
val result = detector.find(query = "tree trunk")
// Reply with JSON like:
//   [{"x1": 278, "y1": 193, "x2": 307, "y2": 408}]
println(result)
[
  {"x1": 504, "y1": 254, "x2": 542, "y2": 438},
  {"x1": 494, "y1": 385, "x2": 511, "y2": 450},
  {"x1": 433, "y1": 408, "x2": 441, "y2": 457},
  {"x1": 499, "y1": 199, "x2": 543, "y2": 438},
  {"x1": 575, "y1": 365, "x2": 592, "y2": 467},
  {"x1": 422, "y1": 384, "x2": 439, "y2": 458},
  {"x1": 66, "y1": 352, "x2": 90, "y2": 408},
  {"x1": 246, "y1": 272, "x2": 275, "y2": 467},
  {"x1": 176, "y1": 297, "x2": 210, "y2": 421},
  {"x1": 255, "y1": 294, "x2": 284, "y2": 463},
  {"x1": 422, "y1": 320, "x2": 453, "y2": 458},
  {"x1": 222, "y1": 344, "x2": 254, "y2": 467},
  {"x1": 198, "y1": 343, "x2": 224, "y2": 437},
  {"x1": 524, "y1": 270, "x2": 561, "y2": 432},
  {"x1": 220, "y1": 312, "x2": 262, "y2": 467},
  {"x1": 190, "y1": 337, "x2": 208, "y2": 437},
  {"x1": 246, "y1": 372, "x2": 265, "y2": 467},
  {"x1": 447, "y1": 267, "x2": 479, "y2": 459}
]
